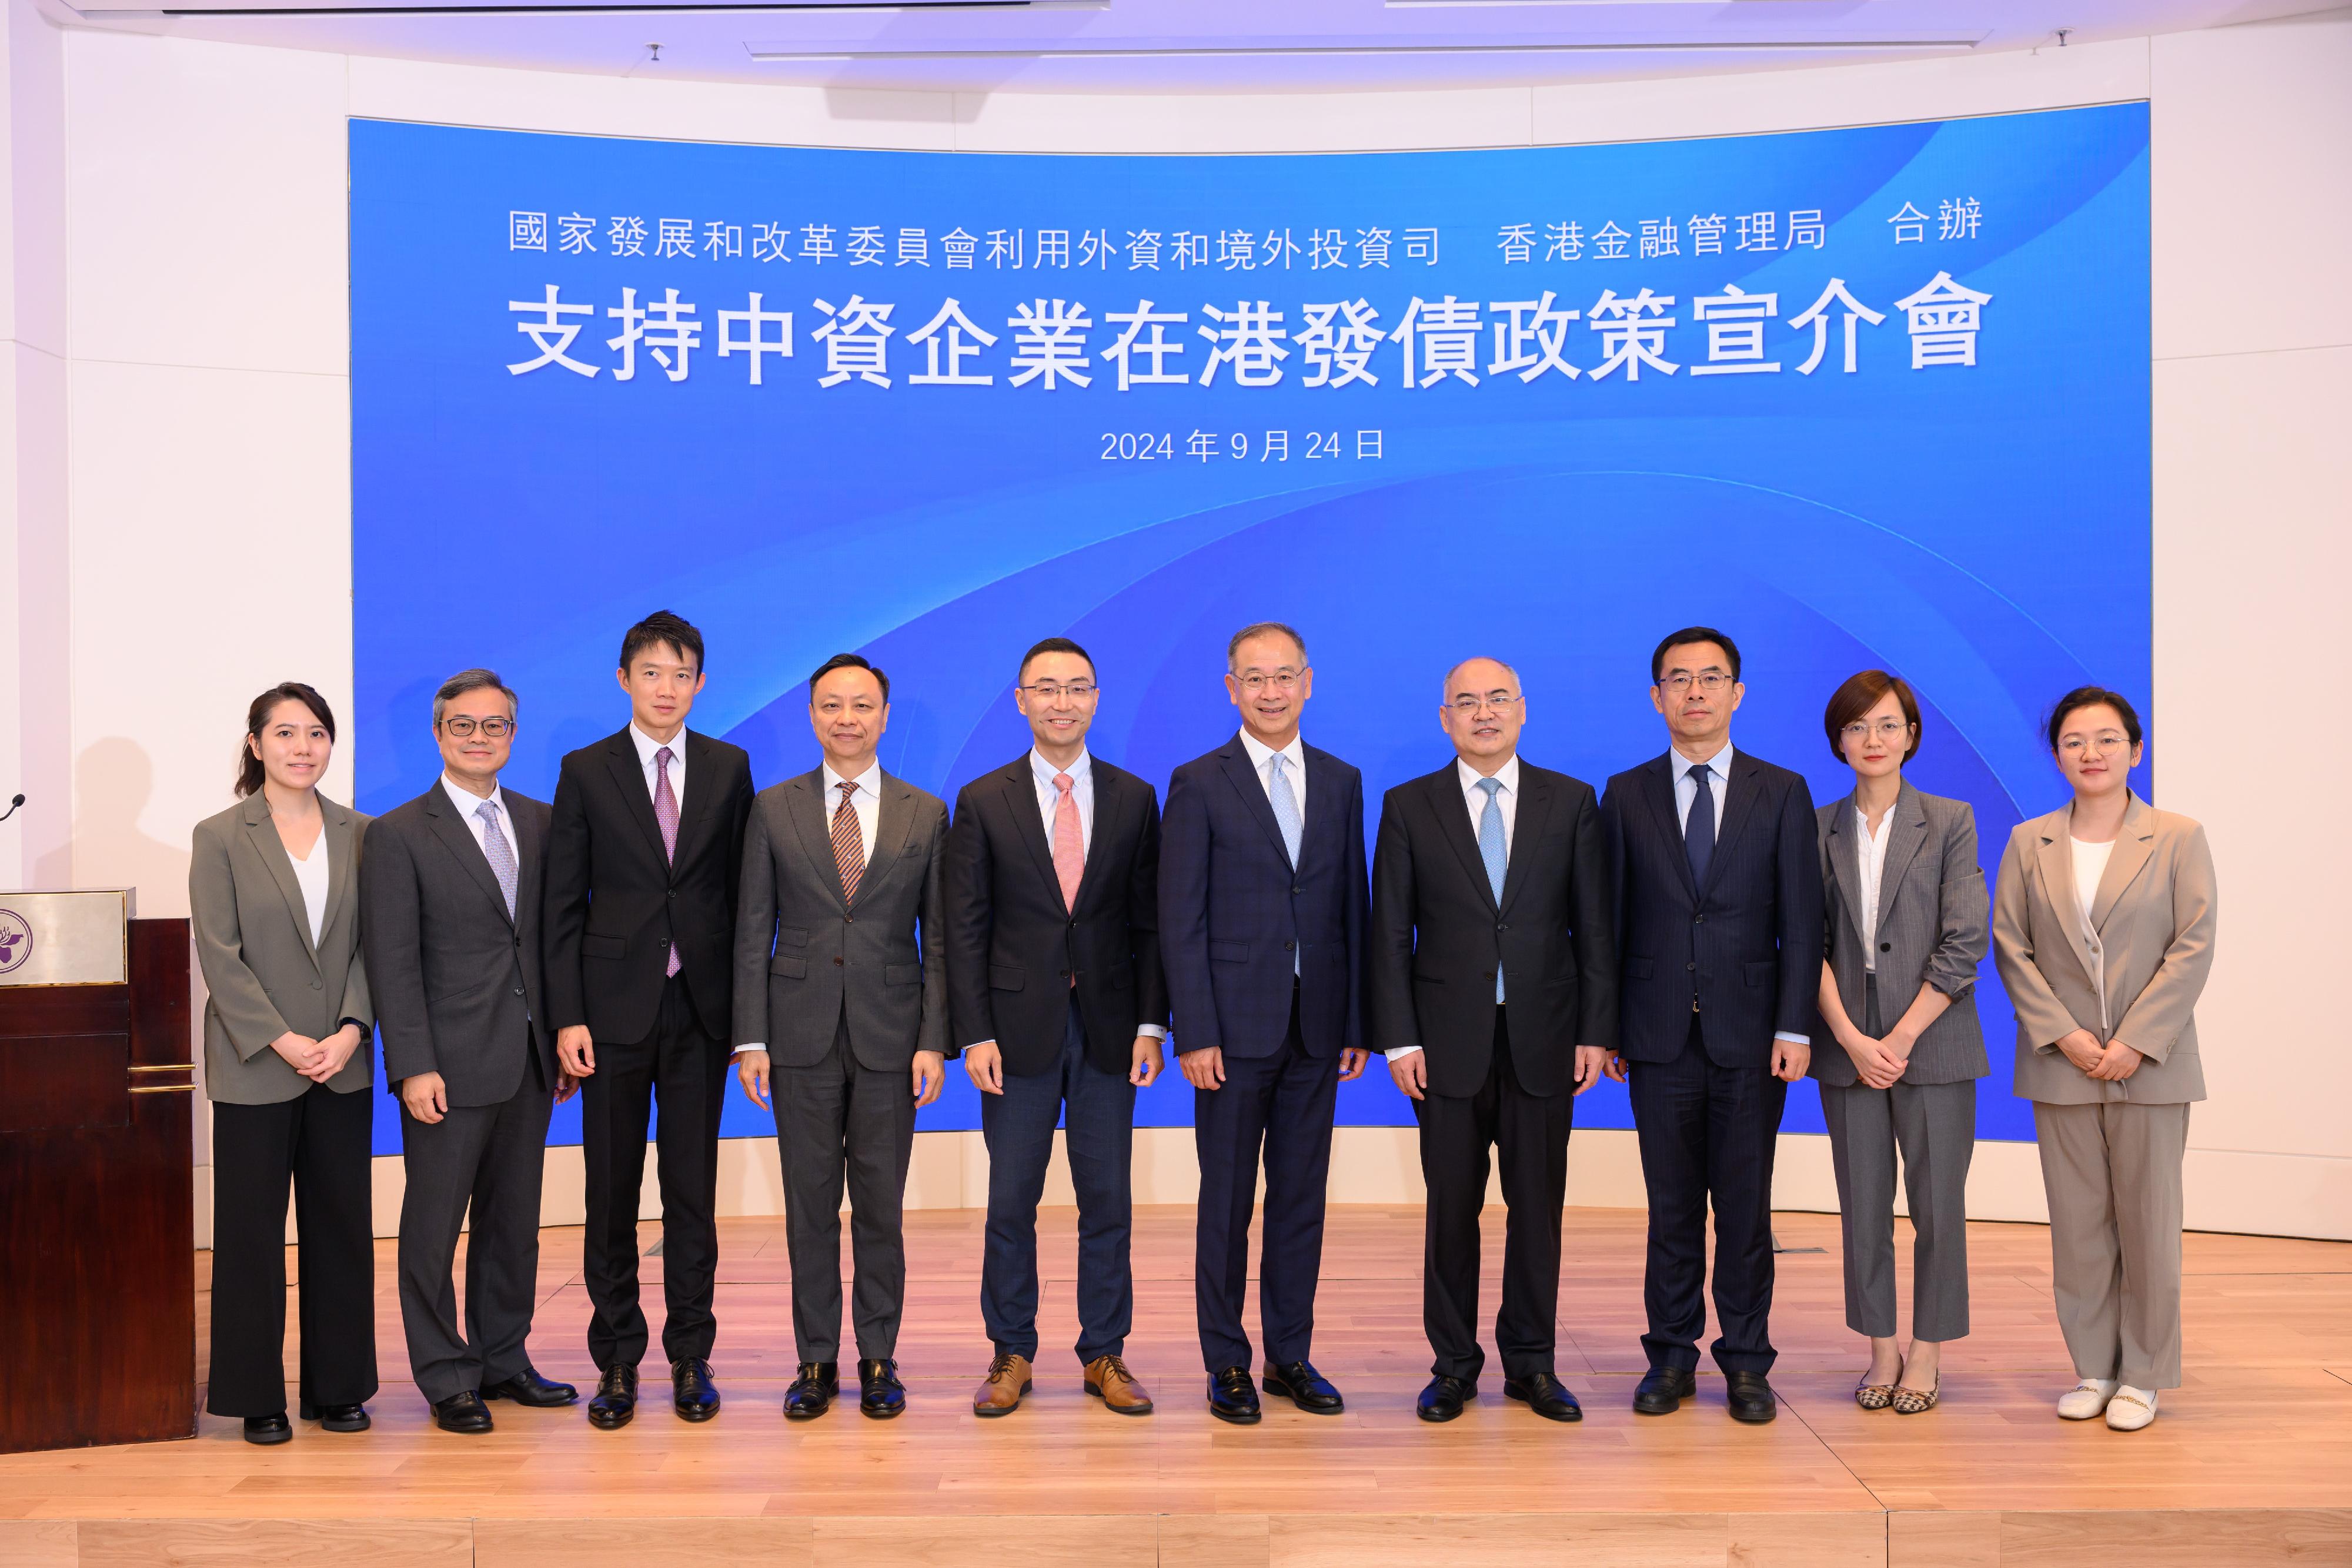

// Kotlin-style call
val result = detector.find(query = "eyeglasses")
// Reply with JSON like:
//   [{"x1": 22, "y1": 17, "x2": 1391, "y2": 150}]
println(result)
[
  {"x1": 1234, "y1": 670, "x2": 1302, "y2": 694},
  {"x1": 439, "y1": 716, "x2": 514, "y2": 739},
  {"x1": 1657, "y1": 672, "x2": 1733, "y2": 694},
  {"x1": 2058, "y1": 733, "x2": 2132, "y2": 755},
  {"x1": 1841, "y1": 718, "x2": 1912, "y2": 741},
  {"x1": 1020, "y1": 681, "x2": 1098, "y2": 702},
  {"x1": 1449, "y1": 692, "x2": 1521, "y2": 714}
]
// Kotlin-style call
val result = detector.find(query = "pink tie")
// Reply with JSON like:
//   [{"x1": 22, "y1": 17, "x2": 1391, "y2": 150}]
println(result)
[
  {"x1": 655, "y1": 746, "x2": 681, "y2": 976},
  {"x1": 1051, "y1": 771, "x2": 1084, "y2": 920}
]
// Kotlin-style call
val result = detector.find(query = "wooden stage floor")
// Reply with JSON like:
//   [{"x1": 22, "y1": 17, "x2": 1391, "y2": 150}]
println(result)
[{"x1": 2, "y1": 1205, "x2": 2348, "y2": 1567}]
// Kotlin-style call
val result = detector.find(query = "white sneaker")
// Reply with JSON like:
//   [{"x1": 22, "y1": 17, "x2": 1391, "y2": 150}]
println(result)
[
  {"x1": 2104, "y1": 1385, "x2": 2159, "y2": 1431},
  {"x1": 2056, "y1": 1378, "x2": 2119, "y2": 1419}
]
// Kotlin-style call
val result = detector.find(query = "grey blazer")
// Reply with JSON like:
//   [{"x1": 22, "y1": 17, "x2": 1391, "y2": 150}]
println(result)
[
  {"x1": 189, "y1": 794, "x2": 374, "y2": 1106},
  {"x1": 732, "y1": 767, "x2": 950, "y2": 1072},
  {"x1": 360, "y1": 781, "x2": 556, "y2": 1109},
  {"x1": 1813, "y1": 780, "x2": 1990, "y2": 1087},
  {"x1": 1993, "y1": 793, "x2": 2215, "y2": 1106}
]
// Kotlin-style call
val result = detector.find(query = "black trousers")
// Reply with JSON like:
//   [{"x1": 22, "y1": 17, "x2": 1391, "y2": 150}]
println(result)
[
  {"x1": 206, "y1": 1084, "x2": 377, "y2": 1417},
  {"x1": 580, "y1": 975, "x2": 729, "y2": 1370},
  {"x1": 1627, "y1": 1015, "x2": 1788, "y2": 1376},
  {"x1": 1413, "y1": 1008, "x2": 1573, "y2": 1383}
]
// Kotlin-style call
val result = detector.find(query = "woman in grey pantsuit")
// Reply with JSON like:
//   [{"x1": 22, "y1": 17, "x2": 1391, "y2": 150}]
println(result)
[
  {"x1": 1813, "y1": 671, "x2": 1988, "y2": 1416},
  {"x1": 1994, "y1": 687, "x2": 2215, "y2": 1433}
]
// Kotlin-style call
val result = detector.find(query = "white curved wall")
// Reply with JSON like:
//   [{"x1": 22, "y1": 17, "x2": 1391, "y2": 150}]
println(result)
[{"x1": 5, "y1": 8, "x2": 2347, "y2": 1238}]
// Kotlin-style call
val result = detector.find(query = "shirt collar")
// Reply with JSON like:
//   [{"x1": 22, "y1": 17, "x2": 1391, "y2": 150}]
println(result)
[
  {"x1": 1673, "y1": 738, "x2": 1736, "y2": 781},
  {"x1": 821, "y1": 758, "x2": 883, "y2": 800},
  {"x1": 630, "y1": 723, "x2": 689, "y2": 767},
  {"x1": 1238, "y1": 728, "x2": 1305, "y2": 775},
  {"x1": 441, "y1": 773, "x2": 507, "y2": 818},
  {"x1": 1458, "y1": 754, "x2": 1519, "y2": 797},
  {"x1": 1031, "y1": 747, "x2": 1091, "y2": 789}
]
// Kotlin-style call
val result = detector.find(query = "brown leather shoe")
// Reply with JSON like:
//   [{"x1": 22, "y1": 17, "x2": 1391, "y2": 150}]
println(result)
[
  {"x1": 1083, "y1": 1354, "x2": 1154, "y2": 1416},
  {"x1": 973, "y1": 1352, "x2": 1031, "y2": 1418}
]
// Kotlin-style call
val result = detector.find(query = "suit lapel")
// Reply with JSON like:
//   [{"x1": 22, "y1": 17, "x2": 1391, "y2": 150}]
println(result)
[
  {"x1": 1075, "y1": 761, "x2": 1124, "y2": 911},
  {"x1": 1824, "y1": 794, "x2": 1862, "y2": 947},
  {"x1": 1429, "y1": 766, "x2": 1496, "y2": 913},
  {"x1": 2090, "y1": 794, "x2": 2157, "y2": 932},
  {"x1": 241, "y1": 797, "x2": 321, "y2": 968},
  {"x1": 1001, "y1": 758, "x2": 1063, "y2": 907},
  {"x1": 671, "y1": 731, "x2": 718, "y2": 870},
  {"x1": 1218, "y1": 743, "x2": 1293, "y2": 868},
  {"x1": 319, "y1": 797, "x2": 356, "y2": 954},
  {"x1": 787, "y1": 770, "x2": 850, "y2": 913},
  {"x1": 423, "y1": 784, "x2": 514, "y2": 927},
  {"x1": 1702, "y1": 757, "x2": 1763, "y2": 898},
  {"x1": 1496, "y1": 765, "x2": 1553, "y2": 916},
  {"x1": 851, "y1": 774, "x2": 917, "y2": 911},
  {"x1": 2034, "y1": 814, "x2": 2094, "y2": 977},
  {"x1": 1645, "y1": 756, "x2": 1698, "y2": 900},
  {"x1": 603, "y1": 730, "x2": 670, "y2": 870},
  {"x1": 1875, "y1": 779, "x2": 1930, "y2": 935}
]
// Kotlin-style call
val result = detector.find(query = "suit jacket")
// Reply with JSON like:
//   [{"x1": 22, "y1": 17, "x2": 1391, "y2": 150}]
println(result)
[
  {"x1": 1993, "y1": 793, "x2": 2215, "y2": 1106},
  {"x1": 543, "y1": 726, "x2": 755, "y2": 1045},
  {"x1": 943, "y1": 754, "x2": 1169, "y2": 1078},
  {"x1": 1369, "y1": 760, "x2": 1618, "y2": 1099},
  {"x1": 360, "y1": 781, "x2": 555, "y2": 1108},
  {"x1": 1815, "y1": 780, "x2": 1990, "y2": 1087},
  {"x1": 731, "y1": 766, "x2": 950, "y2": 1071},
  {"x1": 189, "y1": 794, "x2": 373, "y2": 1106},
  {"x1": 1158, "y1": 735, "x2": 1367, "y2": 1061},
  {"x1": 1600, "y1": 748, "x2": 1823, "y2": 1067}
]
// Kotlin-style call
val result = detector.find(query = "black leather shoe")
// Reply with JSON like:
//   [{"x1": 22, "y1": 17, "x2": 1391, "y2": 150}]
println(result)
[
  {"x1": 858, "y1": 1358, "x2": 906, "y2": 1419},
  {"x1": 1633, "y1": 1366, "x2": 1698, "y2": 1415},
  {"x1": 242, "y1": 1413, "x2": 292, "y2": 1445},
  {"x1": 482, "y1": 1366, "x2": 579, "y2": 1407},
  {"x1": 1725, "y1": 1370, "x2": 1778, "y2": 1423},
  {"x1": 298, "y1": 1400, "x2": 370, "y2": 1433},
  {"x1": 1416, "y1": 1375, "x2": 1476, "y2": 1423},
  {"x1": 784, "y1": 1362, "x2": 838, "y2": 1420},
  {"x1": 672, "y1": 1357, "x2": 720, "y2": 1422},
  {"x1": 1207, "y1": 1366, "x2": 1262, "y2": 1425},
  {"x1": 587, "y1": 1365, "x2": 638, "y2": 1430},
  {"x1": 1504, "y1": 1372, "x2": 1583, "y2": 1423},
  {"x1": 432, "y1": 1391, "x2": 494, "y2": 1434},
  {"x1": 1262, "y1": 1360, "x2": 1345, "y2": 1415}
]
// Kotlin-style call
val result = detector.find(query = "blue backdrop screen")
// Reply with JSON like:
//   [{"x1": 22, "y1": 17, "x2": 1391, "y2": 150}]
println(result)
[{"x1": 350, "y1": 105, "x2": 2151, "y2": 1157}]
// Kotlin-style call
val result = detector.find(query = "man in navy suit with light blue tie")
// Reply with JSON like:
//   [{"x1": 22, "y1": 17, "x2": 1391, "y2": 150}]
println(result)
[
  {"x1": 1160, "y1": 622, "x2": 1370, "y2": 1425},
  {"x1": 1599, "y1": 627, "x2": 1823, "y2": 1425}
]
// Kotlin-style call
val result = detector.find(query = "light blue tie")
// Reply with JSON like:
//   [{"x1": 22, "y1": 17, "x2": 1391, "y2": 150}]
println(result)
[
  {"x1": 1268, "y1": 753, "x2": 1304, "y2": 977},
  {"x1": 477, "y1": 800, "x2": 519, "y2": 920},
  {"x1": 1476, "y1": 777, "x2": 1507, "y2": 1002}
]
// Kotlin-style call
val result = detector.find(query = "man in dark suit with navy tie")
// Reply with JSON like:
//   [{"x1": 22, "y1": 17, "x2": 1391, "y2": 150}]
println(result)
[
  {"x1": 1161, "y1": 621, "x2": 1369, "y2": 1425},
  {"x1": 1599, "y1": 627, "x2": 1823, "y2": 1424}
]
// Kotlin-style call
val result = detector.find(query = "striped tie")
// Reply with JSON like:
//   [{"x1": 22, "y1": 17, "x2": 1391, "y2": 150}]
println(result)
[
  {"x1": 831, "y1": 780, "x2": 865, "y2": 903},
  {"x1": 476, "y1": 801, "x2": 518, "y2": 921},
  {"x1": 654, "y1": 746, "x2": 681, "y2": 977}
]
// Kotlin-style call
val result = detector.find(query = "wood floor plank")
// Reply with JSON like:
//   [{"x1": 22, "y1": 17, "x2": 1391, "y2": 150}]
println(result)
[
  {"x1": 71, "y1": 1518, "x2": 472, "y2": 1567},
  {"x1": 1995, "y1": 1507, "x2": 2352, "y2": 1564}
]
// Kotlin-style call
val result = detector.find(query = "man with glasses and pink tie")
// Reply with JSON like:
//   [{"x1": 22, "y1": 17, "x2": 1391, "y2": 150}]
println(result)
[{"x1": 943, "y1": 637, "x2": 1168, "y2": 1419}]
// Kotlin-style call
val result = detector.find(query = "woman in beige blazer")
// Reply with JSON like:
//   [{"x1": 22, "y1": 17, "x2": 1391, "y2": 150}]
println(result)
[
  {"x1": 1993, "y1": 686, "x2": 2216, "y2": 1433},
  {"x1": 189, "y1": 683, "x2": 376, "y2": 1445}
]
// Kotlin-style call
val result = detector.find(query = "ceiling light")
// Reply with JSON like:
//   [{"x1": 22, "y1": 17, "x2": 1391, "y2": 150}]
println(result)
[{"x1": 746, "y1": 38, "x2": 1982, "y2": 59}]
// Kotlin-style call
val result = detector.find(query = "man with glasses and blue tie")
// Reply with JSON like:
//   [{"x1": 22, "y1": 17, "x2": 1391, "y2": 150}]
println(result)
[
  {"x1": 1369, "y1": 658, "x2": 1616, "y2": 1425},
  {"x1": 1598, "y1": 628, "x2": 1823, "y2": 1425},
  {"x1": 1161, "y1": 622, "x2": 1370, "y2": 1425},
  {"x1": 363, "y1": 669, "x2": 579, "y2": 1435}
]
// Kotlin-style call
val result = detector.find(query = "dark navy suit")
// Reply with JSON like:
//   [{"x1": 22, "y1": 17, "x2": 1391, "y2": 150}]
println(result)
[
  {"x1": 1600, "y1": 745, "x2": 1822, "y2": 1376},
  {"x1": 1160, "y1": 733, "x2": 1367, "y2": 1373}
]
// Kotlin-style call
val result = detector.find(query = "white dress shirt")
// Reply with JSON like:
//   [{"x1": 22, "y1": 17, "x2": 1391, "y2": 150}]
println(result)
[
  {"x1": 739, "y1": 758, "x2": 883, "y2": 1057},
  {"x1": 440, "y1": 774, "x2": 513, "y2": 850},
  {"x1": 629, "y1": 722, "x2": 688, "y2": 804},
  {"x1": 966, "y1": 748, "x2": 1166, "y2": 1052},
  {"x1": 288, "y1": 831, "x2": 330, "y2": 948},
  {"x1": 1668, "y1": 741, "x2": 1807, "y2": 1047},
  {"x1": 1237, "y1": 728, "x2": 1307, "y2": 826},
  {"x1": 1853, "y1": 794, "x2": 1895, "y2": 975},
  {"x1": 1388, "y1": 755, "x2": 1520, "y2": 1064}
]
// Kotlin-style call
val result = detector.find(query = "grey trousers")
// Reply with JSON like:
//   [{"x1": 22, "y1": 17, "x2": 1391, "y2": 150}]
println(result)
[
  {"x1": 1819, "y1": 976, "x2": 1977, "y2": 1342},
  {"x1": 771, "y1": 1012, "x2": 917, "y2": 1364},
  {"x1": 2033, "y1": 1098, "x2": 2190, "y2": 1390}
]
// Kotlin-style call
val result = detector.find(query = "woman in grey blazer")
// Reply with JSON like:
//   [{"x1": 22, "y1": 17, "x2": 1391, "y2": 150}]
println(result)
[
  {"x1": 189, "y1": 683, "x2": 377, "y2": 1445},
  {"x1": 1813, "y1": 671, "x2": 1988, "y2": 1416},
  {"x1": 1994, "y1": 687, "x2": 2215, "y2": 1433}
]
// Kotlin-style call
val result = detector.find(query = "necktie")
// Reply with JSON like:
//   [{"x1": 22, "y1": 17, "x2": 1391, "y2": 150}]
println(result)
[
  {"x1": 654, "y1": 746, "x2": 681, "y2": 976},
  {"x1": 1268, "y1": 753, "x2": 1304, "y2": 977},
  {"x1": 1476, "y1": 777, "x2": 1507, "y2": 1003},
  {"x1": 476, "y1": 800, "x2": 518, "y2": 921},
  {"x1": 1051, "y1": 771, "x2": 1084, "y2": 914},
  {"x1": 1684, "y1": 762, "x2": 1716, "y2": 888},
  {"x1": 831, "y1": 780, "x2": 865, "y2": 904}
]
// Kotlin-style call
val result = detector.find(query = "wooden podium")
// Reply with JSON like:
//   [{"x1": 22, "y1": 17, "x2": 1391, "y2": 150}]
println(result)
[{"x1": 0, "y1": 894, "x2": 196, "y2": 1453}]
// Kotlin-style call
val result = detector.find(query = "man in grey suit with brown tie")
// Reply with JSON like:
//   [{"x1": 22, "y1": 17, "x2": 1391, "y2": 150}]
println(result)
[{"x1": 733, "y1": 653, "x2": 950, "y2": 1422}]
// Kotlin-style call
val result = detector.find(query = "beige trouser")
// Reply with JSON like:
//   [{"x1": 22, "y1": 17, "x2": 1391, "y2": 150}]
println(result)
[{"x1": 2032, "y1": 1099, "x2": 2191, "y2": 1390}]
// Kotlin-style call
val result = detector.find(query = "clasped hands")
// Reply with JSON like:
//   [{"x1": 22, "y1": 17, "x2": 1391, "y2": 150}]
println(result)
[
  {"x1": 268, "y1": 1023, "x2": 365, "y2": 1086},
  {"x1": 1837, "y1": 1021, "x2": 1917, "y2": 1091},
  {"x1": 2056, "y1": 1027, "x2": 2144, "y2": 1082}
]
